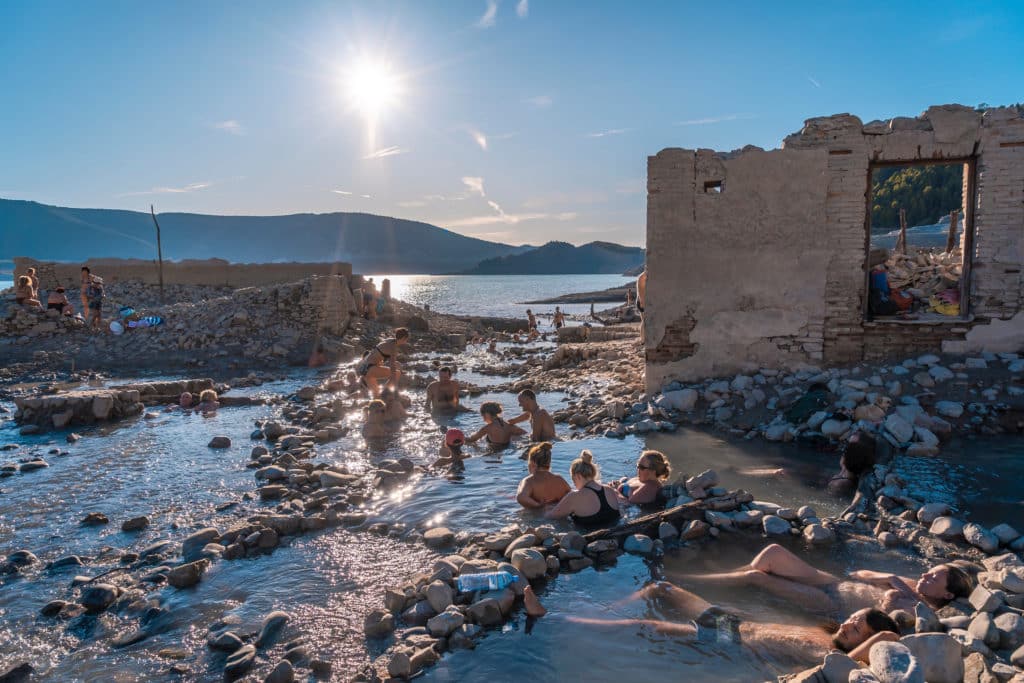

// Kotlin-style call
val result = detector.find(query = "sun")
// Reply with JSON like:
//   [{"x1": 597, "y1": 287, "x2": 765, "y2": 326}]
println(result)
[{"x1": 346, "y1": 59, "x2": 401, "y2": 118}]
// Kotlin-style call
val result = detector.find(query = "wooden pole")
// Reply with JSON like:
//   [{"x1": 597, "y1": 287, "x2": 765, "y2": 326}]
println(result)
[
  {"x1": 895, "y1": 208, "x2": 907, "y2": 255},
  {"x1": 945, "y1": 209, "x2": 960, "y2": 254},
  {"x1": 150, "y1": 205, "x2": 165, "y2": 303}
]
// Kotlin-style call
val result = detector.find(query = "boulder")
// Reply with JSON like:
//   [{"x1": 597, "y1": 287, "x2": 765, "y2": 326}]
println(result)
[
  {"x1": 427, "y1": 606, "x2": 465, "y2": 637},
  {"x1": 510, "y1": 548, "x2": 547, "y2": 580},
  {"x1": 167, "y1": 559, "x2": 209, "y2": 589},
  {"x1": 763, "y1": 515, "x2": 791, "y2": 536},
  {"x1": 264, "y1": 660, "x2": 294, "y2": 683},
  {"x1": 662, "y1": 388, "x2": 698, "y2": 412},
  {"x1": 224, "y1": 644, "x2": 256, "y2": 681},
  {"x1": 934, "y1": 401, "x2": 964, "y2": 418},
  {"x1": 899, "y1": 633, "x2": 963, "y2": 683},
  {"x1": 182, "y1": 527, "x2": 220, "y2": 562},
  {"x1": 963, "y1": 523, "x2": 999, "y2": 554},
  {"x1": 821, "y1": 419, "x2": 850, "y2": 439},
  {"x1": 869, "y1": 641, "x2": 924, "y2": 682},
  {"x1": 991, "y1": 523, "x2": 1021, "y2": 546},
  {"x1": 426, "y1": 580, "x2": 453, "y2": 613},
  {"x1": 993, "y1": 612, "x2": 1024, "y2": 651},
  {"x1": 121, "y1": 516, "x2": 150, "y2": 532},
  {"x1": 968, "y1": 612, "x2": 1000, "y2": 649},
  {"x1": 913, "y1": 602, "x2": 941, "y2": 634},
  {"x1": 916, "y1": 503, "x2": 949, "y2": 526},
  {"x1": 255, "y1": 610, "x2": 290, "y2": 648},
  {"x1": 208, "y1": 436, "x2": 231, "y2": 449},
  {"x1": 423, "y1": 527, "x2": 454, "y2": 549},
  {"x1": 504, "y1": 533, "x2": 537, "y2": 556},
  {"x1": 658, "y1": 522, "x2": 678, "y2": 540},
  {"x1": 969, "y1": 585, "x2": 1004, "y2": 613},
  {"x1": 884, "y1": 414, "x2": 914, "y2": 443},
  {"x1": 363, "y1": 609, "x2": 395, "y2": 638},
  {"x1": 80, "y1": 583, "x2": 119, "y2": 613},
  {"x1": 623, "y1": 534, "x2": 654, "y2": 555},
  {"x1": 820, "y1": 652, "x2": 860, "y2": 683},
  {"x1": 930, "y1": 517, "x2": 964, "y2": 541},
  {"x1": 803, "y1": 524, "x2": 835, "y2": 545},
  {"x1": 466, "y1": 597, "x2": 503, "y2": 626}
]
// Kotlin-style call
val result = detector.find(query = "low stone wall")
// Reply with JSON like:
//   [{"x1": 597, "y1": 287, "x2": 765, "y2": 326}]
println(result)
[
  {"x1": 14, "y1": 390, "x2": 145, "y2": 432},
  {"x1": 13, "y1": 257, "x2": 353, "y2": 290}
]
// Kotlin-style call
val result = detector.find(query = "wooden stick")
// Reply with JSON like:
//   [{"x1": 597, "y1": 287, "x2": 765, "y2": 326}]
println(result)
[
  {"x1": 895, "y1": 208, "x2": 907, "y2": 255},
  {"x1": 150, "y1": 205, "x2": 165, "y2": 304},
  {"x1": 583, "y1": 490, "x2": 753, "y2": 544},
  {"x1": 945, "y1": 209, "x2": 959, "y2": 254}
]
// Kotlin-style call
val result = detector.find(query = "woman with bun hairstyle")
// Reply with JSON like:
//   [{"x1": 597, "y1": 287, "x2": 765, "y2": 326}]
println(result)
[
  {"x1": 614, "y1": 450, "x2": 671, "y2": 505},
  {"x1": 546, "y1": 450, "x2": 621, "y2": 527},
  {"x1": 516, "y1": 442, "x2": 571, "y2": 509},
  {"x1": 464, "y1": 401, "x2": 525, "y2": 447}
]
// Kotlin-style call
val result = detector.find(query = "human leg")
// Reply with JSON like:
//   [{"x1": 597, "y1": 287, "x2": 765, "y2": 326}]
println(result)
[
  {"x1": 748, "y1": 544, "x2": 838, "y2": 586},
  {"x1": 614, "y1": 581, "x2": 714, "y2": 620},
  {"x1": 568, "y1": 616, "x2": 697, "y2": 638},
  {"x1": 362, "y1": 366, "x2": 390, "y2": 397}
]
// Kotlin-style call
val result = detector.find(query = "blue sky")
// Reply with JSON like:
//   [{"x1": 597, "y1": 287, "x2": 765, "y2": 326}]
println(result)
[{"x1": 1, "y1": 1, "x2": 1021, "y2": 247}]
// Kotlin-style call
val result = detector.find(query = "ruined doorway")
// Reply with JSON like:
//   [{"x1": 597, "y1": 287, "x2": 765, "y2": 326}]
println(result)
[{"x1": 864, "y1": 158, "x2": 977, "y2": 322}]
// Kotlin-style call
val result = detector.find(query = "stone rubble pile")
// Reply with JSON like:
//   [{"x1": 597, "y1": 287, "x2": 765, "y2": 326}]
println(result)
[{"x1": 885, "y1": 248, "x2": 963, "y2": 302}]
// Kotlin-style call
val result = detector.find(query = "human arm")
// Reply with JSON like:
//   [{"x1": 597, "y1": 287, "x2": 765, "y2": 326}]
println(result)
[
  {"x1": 507, "y1": 422, "x2": 527, "y2": 438},
  {"x1": 507, "y1": 411, "x2": 531, "y2": 425},
  {"x1": 545, "y1": 491, "x2": 576, "y2": 519},
  {"x1": 626, "y1": 481, "x2": 661, "y2": 505},
  {"x1": 848, "y1": 570, "x2": 898, "y2": 586},
  {"x1": 464, "y1": 425, "x2": 489, "y2": 445},
  {"x1": 516, "y1": 479, "x2": 544, "y2": 509},
  {"x1": 847, "y1": 630, "x2": 899, "y2": 664}
]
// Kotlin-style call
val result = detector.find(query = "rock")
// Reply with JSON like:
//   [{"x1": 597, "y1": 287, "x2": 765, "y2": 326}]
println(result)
[
  {"x1": 662, "y1": 388, "x2": 698, "y2": 412},
  {"x1": 905, "y1": 443, "x2": 938, "y2": 457},
  {"x1": 869, "y1": 640, "x2": 924, "y2": 682},
  {"x1": 821, "y1": 419, "x2": 850, "y2": 439},
  {"x1": 259, "y1": 485, "x2": 287, "y2": 500},
  {"x1": 387, "y1": 652, "x2": 411, "y2": 679},
  {"x1": 92, "y1": 395, "x2": 114, "y2": 419},
  {"x1": 255, "y1": 611, "x2": 291, "y2": 649},
  {"x1": 426, "y1": 580, "x2": 453, "y2": 613},
  {"x1": 803, "y1": 524, "x2": 835, "y2": 544},
  {"x1": 19, "y1": 460, "x2": 48, "y2": 472},
  {"x1": 679, "y1": 519, "x2": 709, "y2": 540},
  {"x1": 423, "y1": 527, "x2": 454, "y2": 549},
  {"x1": 224, "y1": 644, "x2": 256, "y2": 681},
  {"x1": 899, "y1": 633, "x2": 962, "y2": 683},
  {"x1": 855, "y1": 404, "x2": 886, "y2": 422},
  {"x1": 764, "y1": 424, "x2": 790, "y2": 441},
  {"x1": 762, "y1": 515, "x2": 790, "y2": 536},
  {"x1": 1012, "y1": 643, "x2": 1024, "y2": 668},
  {"x1": 504, "y1": 533, "x2": 537, "y2": 555},
  {"x1": 964, "y1": 523, "x2": 999, "y2": 554},
  {"x1": 820, "y1": 652, "x2": 860, "y2": 683},
  {"x1": 466, "y1": 597, "x2": 503, "y2": 626},
  {"x1": 991, "y1": 523, "x2": 1021, "y2": 546},
  {"x1": 363, "y1": 609, "x2": 395, "y2": 638},
  {"x1": 884, "y1": 414, "x2": 914, "y2": 443},
  {"x1": 916, "y1": 503, "x2": 949, "y2": 525},
  {"x1": 0, "y1": 663, "x2": 34, "y2": 683},
  {"x1": 930, "y1": 517, "x2": 964, "y2": 541},
  {"x1": 208, "y1": 630, "x2": 245, "y2": 652},
  {"x1": 400, "y1": 600, "x2": 437, "y2": 627},
  {"x1": 962, "y1": 652, "x2": 994, "y2": 683},
  {"x1": 510, "y1": 548, "x2": 547, "y2": 580},
  {"x1": 993, "y1": 612, "x2": 1024, "y2": 650},
  {"x1": 182, "y1": 527, "x2": 220, "y2": 562},
  {"x1": 121, "y1": 516, "x2": 150, "y2": 532},
  {"x1": 167, "y1": 559, "x2": 209, "y2": 588},
  {"x1": 928, "y1": 366, "x2": 954, "y2": 382},
  {"x1": 623, "y1": 534, "x2": 654, "y2": 555},
  {"x1": 7, "y1": 550, "x2": 37, "y2": 567},
  {"x1": 208, "y1": 436, "x2": 231, "y2": 449},
  {"x1": 264, "y1": 660, "x2": 294, "y2": 683},
  {"x1": 80, "y1": 583, "x2": 119, "y2": 613},
  {"x1": 934, "y1": 401, "x2": 964, "y2": 418},
  {"x1": 319, "y1": 470, "x2": 358, "y2": 488},
  {"x1": 427, "y1": 606, "x2": 465, "y2": 637},
  {"x1": 81, "y1": 512, "x2": 109, "y2": 526},
  {"x1": 913, "y1": 602, "x2": 941, "y2": 634},
  {"x1": 913, "y1": 372, "x2": 935, "y2": 388},
  {"x1": 968, "y1": 612, "x2": 1000, "y2": 649},
  {"x1": 969, "y1": 585, "x2": 1004, "y2": 613},
  {"x1": 658, "y1": 522, "x2": 678, "y2": 540}
]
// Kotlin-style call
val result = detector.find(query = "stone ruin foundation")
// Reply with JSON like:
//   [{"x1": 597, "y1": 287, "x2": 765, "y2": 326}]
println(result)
[{"x1": 645, "y1": 104, "x2": 1024, "y2": 391}]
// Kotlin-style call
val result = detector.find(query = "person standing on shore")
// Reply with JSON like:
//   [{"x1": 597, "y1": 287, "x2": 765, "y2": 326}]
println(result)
[
  {"x1": 508, "y1": 389, "x2": 556, "y2": 442},
  {"x1": 85, "y1": 275, "x2": 104, "y2": 331},
  {"x1": 553, "y1": 307, "x2": 565, "y2": 330},
  {"x1": 636, "y1": 268, "x2": 647, "y2": 343},
  {"x1": 526, "y1": 309, "x2": 538, "y2": 332}
]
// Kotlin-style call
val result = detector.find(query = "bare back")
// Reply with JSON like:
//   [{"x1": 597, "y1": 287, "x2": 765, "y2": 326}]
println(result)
[
  {"x1": 521, "y1": 470, "x2": 570, "y2": 506},
  {"x1": 530, "y1": 409, "x2": 556, "y2": 441}
]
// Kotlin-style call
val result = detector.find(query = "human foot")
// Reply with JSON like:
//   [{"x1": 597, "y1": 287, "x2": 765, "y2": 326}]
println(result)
[{"x1": 523, "y1": 585, "x2": 546, "y2": 617}]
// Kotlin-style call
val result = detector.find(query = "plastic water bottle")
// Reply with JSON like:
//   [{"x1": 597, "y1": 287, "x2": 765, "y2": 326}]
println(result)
[
  {"x1": 455, "y1": 571, "x2": 518, "y2": 592},
  {"x1": 620, "y1": 483, "x2": 631, "y2": 498}
]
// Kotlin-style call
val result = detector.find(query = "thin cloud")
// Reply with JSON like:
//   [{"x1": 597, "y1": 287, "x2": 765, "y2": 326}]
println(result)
[
  {"x1": 332, "y1": 190, "x2": 371, "y2": 198},
  {"x1": 516, "y1": 0, "x2": 528, "y2": 18},
  {"x1": 675, "y1": 113, "x2": 757, "y2": 126},
  {"x1": 398, "y1": 200, "x2": 428, "y2": 208},
  {"x1": 461, "y1": 176, "x2": 486, "y2": 197},
  {"x1": 477, "y1": 0, "x2": 498, "y2": 28},
  {"x1": 116, "y1": 182, "x2": 212, "y2": 198},
  {"x1": 468, "y1": 128, "x2": 488, "y2": 151},
  {"x1": 807, "y1": 76, "x2": 821, "y2": 88},
  {"x1": 363, "y1": 146, "x2": 406, "y2": 160},
  {"x1": 213, "y1": 119, "x2": 244, "y2": 135},
  {"x1": 524, "y1": 95, "x2": 552, "y2": 108},
  {"x1": 448, "y1": 210, "x2": 576, "y2": 228},
  {"x1": 586, "y1": 128, "x2": 631, "y2": 138}
]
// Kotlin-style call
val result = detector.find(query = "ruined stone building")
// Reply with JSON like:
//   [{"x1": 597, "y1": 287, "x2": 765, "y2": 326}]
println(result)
[{"x1": 645, "y1": 104, "x2": 1024, "y2": 391}]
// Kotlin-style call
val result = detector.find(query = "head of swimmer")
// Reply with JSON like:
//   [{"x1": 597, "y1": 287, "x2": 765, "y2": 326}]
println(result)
[
  {"x1": 635, "y1": 450, "x2": 671, "y2": 483},
  {"x1": 526, "y1": 442, "x2": 553, "y2": 473},
  {"x1": 480, "y1": 401, "x2": 502, "y2": 423},
  {"x1": 831, "y1": 608, "x2": 898, "y2": 651},
  {"x1": 395, "y1": 327, "x2": 410, "y2": 345},
  {"x1": 517, "y1": 389, "x2": 538, "y2": 412},
  {"x1": 569, "y1": 450, "x2": 599, "y2": 488},
  {"x1": 438, "y1": 366, "x2": 452, "y2": 381},
  {"x1": 915, "y1": 564, "x2": 973, "y2": 604}
]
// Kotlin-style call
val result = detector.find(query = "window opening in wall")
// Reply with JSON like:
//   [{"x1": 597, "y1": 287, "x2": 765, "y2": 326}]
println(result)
[
  {"x1": 704, "y1": 180, "x2": 723, "y2": 193},
  {"x1": 864, "y1": 160, "x2": 974, "y2": 322}
]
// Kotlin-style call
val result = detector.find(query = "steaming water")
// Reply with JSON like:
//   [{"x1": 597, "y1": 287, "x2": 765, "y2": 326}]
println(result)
[{"x1": 1, "y1": 345, "x2": 1020, "y2": 681}]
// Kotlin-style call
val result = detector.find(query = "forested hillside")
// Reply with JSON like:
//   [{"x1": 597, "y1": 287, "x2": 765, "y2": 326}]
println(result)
[{"x1": 870, "y1": 163, "x2": 963, "y2": 230}]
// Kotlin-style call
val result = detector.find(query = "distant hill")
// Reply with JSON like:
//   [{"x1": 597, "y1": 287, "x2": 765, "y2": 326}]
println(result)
[
  {"x1": 460, "y1": 240, "x2": 644, "y2": 275},
  {"x1": 0, "y1": 199, "x2": 530, "y2": 274}
]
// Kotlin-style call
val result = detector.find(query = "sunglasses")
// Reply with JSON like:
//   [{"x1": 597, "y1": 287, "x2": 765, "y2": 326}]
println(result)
[{"x1": 637, "y1": 463, "x2": 653, "y2": 471}]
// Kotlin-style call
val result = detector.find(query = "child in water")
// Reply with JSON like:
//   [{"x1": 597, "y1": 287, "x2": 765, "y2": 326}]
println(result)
[
  {"x1": 362, "y1": 399, "x2": 389, "y2": 438},
  {"x1": 194, "y1": 389, "x2": 220, "y2": 414},
  {"x1": 433, "y1": 428, "x2": 468, "y2": 470}
]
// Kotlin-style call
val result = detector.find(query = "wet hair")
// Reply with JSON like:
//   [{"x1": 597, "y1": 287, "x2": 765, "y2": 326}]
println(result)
[
  {"x1": 840, "y1": 432, "x2": 877, "y2": 477},
  {"x1": 365, "y1": 399, "x2": 386, "y2": 415},
  {"x1": 639, "y1": 450, "x2": 671, "y2": 481},
  {"x1": 570, "y1": 450, "x2": 599, "y2": 482},
  {"x1": 527, "y1": 442, "x2": 553, "y2": 469},
  {"x1": 82, "y1": 266, "x2": 90, "y2": 273},
  {"x1": 518, "y1": 388, "x2": 537, "y2": 402},
  {"x1": 56, "y1": 287, "x2": 65, "y2": 293},
  {"x1": 199, "y1": 389, "x2": 217, "y2": 403},
  {"x1": 439, "y1": 366, "x2": 452, "y2": 375},
  {"x1": 480, "y1": 402, "x2": 503, "y2": 419},
  {"x1": 831, "y1": 609, "x2": 898, "y2": 651},
  {"x1": 395, "y1": 327, "x2": 409, "y2": 340},
  {"x1": 941, "y1": 564, "x2": 974, "y2": 600},
  {"x1": 17, "y1": 275, "x2": 30, "y2": 287}
]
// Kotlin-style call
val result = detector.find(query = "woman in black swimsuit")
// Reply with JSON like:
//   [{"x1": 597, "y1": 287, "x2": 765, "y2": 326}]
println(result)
[
  {"x1": 546, "y1": 450, "x2": 621, "y2": 527},
  {"x1": 355, "y1": 328, "x2": 409, "y2": 397}
]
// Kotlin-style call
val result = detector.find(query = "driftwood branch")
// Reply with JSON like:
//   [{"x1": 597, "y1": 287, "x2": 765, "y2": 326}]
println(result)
[{"x1": 583, "y1": 490, "x2": 754, "y2": 544}]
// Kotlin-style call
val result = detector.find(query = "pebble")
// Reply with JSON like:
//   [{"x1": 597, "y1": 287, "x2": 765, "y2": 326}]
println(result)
[
  {"x1": 423, "y1": 527, "x2": 454, "y2": 549},
  {"x1": 623, "y1": 534, "x2": 654, "y2": 555},
  {"x1": 224, "y1": 644, "x2": 256, "y2": 680},
  {"x1": 81, "y1": 512, "x2": 109, "y2": 526},
  {"x1": 208, "y1": 436, "x2": 231, "y2": 449},
  {"x1": 869, "y1": 640, "x2": 924, "y2": 682}
]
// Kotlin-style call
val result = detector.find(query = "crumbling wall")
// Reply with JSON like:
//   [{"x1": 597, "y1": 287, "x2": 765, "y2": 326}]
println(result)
[
  {"x1": 13, "y1": 257, "x2": 353, "y2": 290},
  {"x1": 646, "y1": 104, "x2": 1024, "y2": 390}
]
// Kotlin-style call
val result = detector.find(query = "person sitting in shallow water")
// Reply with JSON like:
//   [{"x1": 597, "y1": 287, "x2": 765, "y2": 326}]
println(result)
[
  {"x1": 613, "y1": 450, "x2": 671, "y2": 505},
  {"x1": 465, "y1": 402, "x2": 525, "y2": 448},
  {"x1": 546, "y1": 450, "x2": 621, "y2": 527},
  {"x1": 676, "y1": 542, "x2": 974, "y2": 615},
  {"x1": 571, "y1": 581, "x2": 899, "y2": 666},
  {"x1": 508, "y1": 389, "x2": 556, "y2": 442},
  {"x1": 516, "y1": 442, "x2": 571, "y2": 509},
  {"x1": 194, "y1": 389, "x2": 219, "y2": 414},
  {"x1": 380, "y1": 388, "x2": 409, "y2": 421},
  {"x1": 433, "y1": 429, "x2": 467, "y2": 469},
  {"x1": 827, "y1": 431, "x2": 877, "y2": 496},
  {"x1": 362, "y1": 399, "x2": 389, "y2": 438}
]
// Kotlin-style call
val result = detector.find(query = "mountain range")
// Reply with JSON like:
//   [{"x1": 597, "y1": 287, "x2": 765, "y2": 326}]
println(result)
[{"x1": 0, "y1": 199, "x2": 643, "y2": 275}]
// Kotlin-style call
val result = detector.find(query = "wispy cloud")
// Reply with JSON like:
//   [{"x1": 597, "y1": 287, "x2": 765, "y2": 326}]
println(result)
[
  {"x1": 448, "y1": 210, "x2": 576, "y2": 228},
  {"x1": 807, "y1": 76, "x2": 821, "y2": 88},
  {"x1": 468, "y1": 128, "x2": 488, "y2": 151},
  {"x1": 675, "y1": 113, "x2": 757, "y2": 126},
  {"x1": 524, "y1": 95, "x2": 552, "y2": 108},
  {"x1": 116, "y1": 182, "x2": 212, "y2": 198},
  {"x1": 477, "y1": 0, "x2": 498, "y2": 28},
  {"x1": 461, "y1": 176, "x2": 486, "y2": 197},
  {"x1": 586, "y1": 128, "x2": 631, "y2": 138},
  {"x1": 213, "y1": 119, "x2": 245, "y2": 135},
  {"x1": 398, "y1": 200, "x2": 428, "y2": 208},
  {"x1": 362, "y1": 146, "x2": 407, "y2": 160},
  {"x1": 332, "y1": 190, "x2": 371, "y2": 198},
  {"x1": 516, "y1": 0, "x2": 528, "y2": 18}
]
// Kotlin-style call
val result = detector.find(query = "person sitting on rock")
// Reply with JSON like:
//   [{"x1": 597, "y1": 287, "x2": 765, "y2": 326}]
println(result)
[
  {"x1": 380, "y1": 387, "x2": 408, "y2": 421},
  {"x1": 14, "y1": 276, "x2": 41, "y2": 308},
  {"x1": 425, "y1": 366, "x2": 461, "y2": 413},
  {"x1": 546, "y1": 450, "x2": 621, "y2": 527},
  {"x1": 46, "y1": 287, "x2": 70, "y2": 312},
  {"x1": 827, "y1": 431, "x2": 877, "y2": 496},
  {"x1": 571, "y1": 582, "x2": 899, "y2": 665},
  {"x1": 362, "y1": 399, "x2": 389, "y2": 438},
  {"x1": 465, "y1": 402, "x2": 526, "y2": 448},
  {"x1": 613, "y1": 450, "x2": 671, "y2": 505},
  {"x1": 516, "y1": 442, "x2": 570, "y2": 509},
  {"x1": 355, "y1": 328, "x2": 410, "y2": 398},
  {"x1": 433, "y1": 428, "x2": 467, "y2": 469},
  {"x1": 508, "y1": 389, "x2": 556, "y2": 442},
  {"x1": 194, "y1": 389, "x2": 219, "y2": 414},
  {"x1": 675, "y1": 542, "x2": 974, "y2": 615}
]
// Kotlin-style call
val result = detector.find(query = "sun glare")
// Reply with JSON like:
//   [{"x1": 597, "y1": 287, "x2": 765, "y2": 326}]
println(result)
[{"x1": 346, "y1": 59, "x2": 401, "y2": 118}]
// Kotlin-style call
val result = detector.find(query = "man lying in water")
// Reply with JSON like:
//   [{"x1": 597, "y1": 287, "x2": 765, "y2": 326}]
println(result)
[
  {"x1": 570, "y1": 582, "x2": 899, "y2": 666},
  {"x1": 676, "y1": 543, "x2": 973, "y2": 614}
]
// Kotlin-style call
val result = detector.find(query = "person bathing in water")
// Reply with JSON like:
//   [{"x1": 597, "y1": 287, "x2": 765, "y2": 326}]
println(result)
[
  {"x1": 465, "y1": 402, "x2": 526, "y2": 448},
  {"x1": 571, "y1": 581, "x2": 900, "y2": 666},
  {"x1": 425, "y1": 366, "x2": 463, "y2": 412},
  {"x1": 355, "y1": 328, "x2": 410, "y2": 398},
  {"x1": 613, "y1": 450, "x2": 671, "y2": 505},
  {"x1": 433, "y1": 428, "x2": 468, "y2": 469},
  {"x1": 508, "y1": 389, "x2": 556, "y2": 442},
  {"x1": 380, "y1": 387, "x2": 409, "y2": 421},
  {"x1": 827, "y1": 430, "x2": 878, "y2": 496},
  {"x1": 194, "y1": 389, "x2": 219, "y2": 414},
  {"x1": 546, "y1": 450, "x2": 622, "y2": 527},
  {"x1": 362, "y1": 400, "x2": 389, "y2": 438},
  {"x1": 516, "y1": 442, "x2": 571, "y2": 509},
  {"x1": 676, "y1": 542, "x2": 974, "y2": 615}
]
